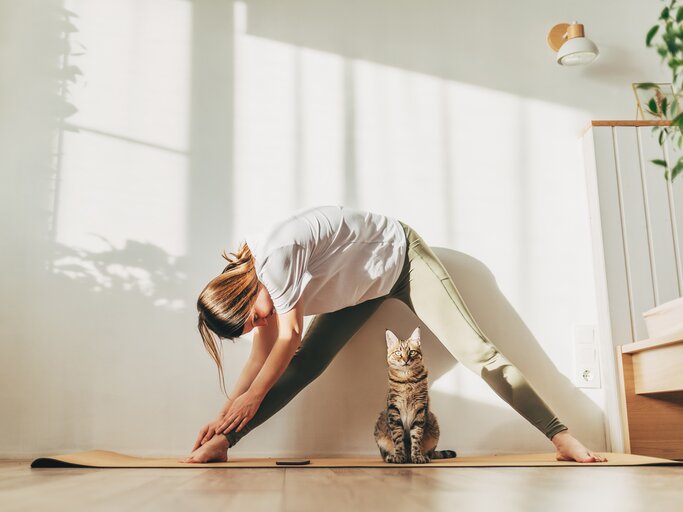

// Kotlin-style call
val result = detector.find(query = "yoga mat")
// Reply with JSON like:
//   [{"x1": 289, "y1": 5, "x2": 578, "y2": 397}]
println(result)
[{"x1": 31, "y1": 450, "x2": 683, "y2": 468}]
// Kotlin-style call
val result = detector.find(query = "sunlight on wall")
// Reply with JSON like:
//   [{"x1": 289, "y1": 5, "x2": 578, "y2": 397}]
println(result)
[
  {"x1": 430, "y1": 365, "x2": 510, "y2": 409},
  {"x1": 232, "y1": 4, "x2": 346, "y2": 238},
  {"x1": 231, "y1": 19, "x2": 595, "y2": 385},
  {"x1": 54, "y1": 0, "x2": 191, "y2": 274}
]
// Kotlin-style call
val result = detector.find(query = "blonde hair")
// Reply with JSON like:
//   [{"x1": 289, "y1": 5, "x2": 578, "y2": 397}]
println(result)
[{"x1": 197, "y1": 243, "x2": 258, "y2": 393}]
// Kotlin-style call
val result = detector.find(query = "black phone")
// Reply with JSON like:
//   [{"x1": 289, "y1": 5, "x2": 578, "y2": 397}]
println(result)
[{"x1": 275, "y1": 459, "x2": 311, "y2": 466}]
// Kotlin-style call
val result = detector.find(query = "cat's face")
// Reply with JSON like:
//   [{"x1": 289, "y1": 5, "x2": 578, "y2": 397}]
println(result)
[{"x1": 385, "y1": 327, "x2": 423, "y2": 369}]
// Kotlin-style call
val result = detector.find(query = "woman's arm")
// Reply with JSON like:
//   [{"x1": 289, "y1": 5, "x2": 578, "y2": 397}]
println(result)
[
  {"x1": 216, "y1": 299, "x2": 305, "y2": 435},
  {"x1": 193, "y1": 319, "x2": 279, "y2": 449},
  {"x1": 224, "y1": 318, "x2": 279, "y2": 406}
]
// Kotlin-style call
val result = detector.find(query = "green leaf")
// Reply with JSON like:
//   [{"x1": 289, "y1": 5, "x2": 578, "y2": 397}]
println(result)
[
  {"x1": 662, "y1": 6, "x2": 671, "y2": 20},
  {"x1": 666, "y1": 19, "x2": 676, "y2": 35},
  {"x1": 647, "y1": 25, "x2": 660, "y2": 46},
  {"x1": 678, "y1": 7, "x2": 683, "y2": 22},
  {"x1": 658, "y1": 46, "x2": 669, "y2": 58},
  {"x1": 664, "y1": 35, "x2": 678, "y2": 54},
  {"x1": 672, "y1": 163, "x2": 683, "y2": 181},
  {"x1": 672, "y1": 111, "x2": 683, "y2": 129},
  {"x1": 649, "y1": 97, "x2": 659, "y2": 114},
  {"x1": 671, "y1": 159, "x2": 683, "y2": 176},
  {"x1": 636, "y1": 82, "x2": 658, "y2": 89},
  {"x1": 659, "y1": 130, "x2": 666, "y2": 144},
  {"x1": 652, "y1": 159, "x2": 668, "y2": 167},
  {"x1": 665, "y1": 168, "x2": 670, "y2": 180},
  {"x1": 663, "y1": 97, "x2": 669, "y2": 116}
]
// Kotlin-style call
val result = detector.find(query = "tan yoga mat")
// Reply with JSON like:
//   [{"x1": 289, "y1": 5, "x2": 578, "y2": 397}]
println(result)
[{"x1": 30, "y1": 450, "x2": 683, "y2": 468}]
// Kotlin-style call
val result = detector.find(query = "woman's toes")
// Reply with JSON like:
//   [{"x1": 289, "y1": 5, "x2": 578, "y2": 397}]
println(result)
[{"x1": 579, "y1": 452, "x2": 606, "y2": 463}]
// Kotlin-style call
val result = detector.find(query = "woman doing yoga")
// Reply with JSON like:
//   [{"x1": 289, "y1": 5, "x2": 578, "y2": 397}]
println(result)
[{"x1": 183, "y1": 205, "x2": 606, "y2": 463}]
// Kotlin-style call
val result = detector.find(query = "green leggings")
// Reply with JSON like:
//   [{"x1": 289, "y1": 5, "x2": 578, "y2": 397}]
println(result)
[{"x1": 225, "y1": 223, "x2": 567, "y2": 447}]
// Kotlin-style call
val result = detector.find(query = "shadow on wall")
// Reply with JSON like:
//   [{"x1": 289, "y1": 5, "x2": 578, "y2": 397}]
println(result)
[
  {"x1": 0, "y1": 0, "x2": 236, "y2": 455},
  {"x1": 34, "y1": 241, "x2": 199, "y2": 452},
  {"x1": 431, "y1": 248, "x2": 606, "y2": 452},
  {"x1": 1, "y1": 0, "x2": 607, "y2": 457},
  {"x1": 241, "y1": 0, "x2": 660, "y2": 118},
  {"x1": 232, "y1": 247, "x2": 605, "y2": 457}
]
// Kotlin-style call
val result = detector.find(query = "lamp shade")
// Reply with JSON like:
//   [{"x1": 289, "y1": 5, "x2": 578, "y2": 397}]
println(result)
[{"x1": 557, "y1": 36, "x2": 599, "y2": 66}]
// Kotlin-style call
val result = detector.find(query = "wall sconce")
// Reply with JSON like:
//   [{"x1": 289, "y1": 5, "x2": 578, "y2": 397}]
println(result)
[{"x1": 547, "y1": 22, "x2": 599, "y2": 66}]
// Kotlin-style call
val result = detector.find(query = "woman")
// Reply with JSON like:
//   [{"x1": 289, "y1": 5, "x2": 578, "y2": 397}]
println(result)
[{"x1": 183, "y1": 206, "x2": 606, "y2": 463}]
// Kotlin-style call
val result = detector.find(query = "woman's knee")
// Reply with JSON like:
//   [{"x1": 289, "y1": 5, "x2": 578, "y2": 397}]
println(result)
[{"x1": 455, "y1": 339, "x2": 499, "y2": 370}]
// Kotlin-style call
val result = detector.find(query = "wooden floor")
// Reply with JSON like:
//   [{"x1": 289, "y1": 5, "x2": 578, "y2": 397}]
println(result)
[{"x1": 2, "y1": 460, "x2": 683, "y2": 511}]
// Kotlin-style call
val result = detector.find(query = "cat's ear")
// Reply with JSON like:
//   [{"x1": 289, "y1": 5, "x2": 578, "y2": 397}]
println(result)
[
  {"x1": 385, "y1": 329, "x2": 399, "y2": 348},
  {"x1": 409, "y1": 327, "x2": 421, "y2": 346}
]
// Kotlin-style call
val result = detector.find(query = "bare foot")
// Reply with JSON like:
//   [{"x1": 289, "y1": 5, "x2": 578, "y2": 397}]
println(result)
[
  {"x1": 551, "y1": 430, "x2": 607, "y2": 463},
  {"x1": 181, "y1": 434, "x2": 229, "y2": 463}
]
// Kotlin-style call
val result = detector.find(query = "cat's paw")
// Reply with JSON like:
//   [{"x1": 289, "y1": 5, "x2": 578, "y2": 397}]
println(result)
[
  {"x1": 385, "y1": 453, "x2": 408, "y2": 464},
  {"x1": 411, "y1": 454, "x2": 430, "y2": 464}
]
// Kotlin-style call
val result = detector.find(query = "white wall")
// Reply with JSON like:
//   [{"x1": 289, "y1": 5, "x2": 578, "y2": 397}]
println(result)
[{"x1": 0, "y1": 0, "x2": 669, "y2": 458}]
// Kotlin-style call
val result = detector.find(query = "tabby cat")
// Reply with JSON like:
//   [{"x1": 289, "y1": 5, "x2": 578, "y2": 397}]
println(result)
[{"x1": 374, "y1": 327, "x2": 456, "y2": 463}]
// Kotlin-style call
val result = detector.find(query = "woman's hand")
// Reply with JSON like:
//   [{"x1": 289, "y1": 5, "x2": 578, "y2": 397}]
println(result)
[
  {"x1": 216, "y1": 390, "x2": 264, "y2": 435},
  {"x1": 191, "y1": 396, "x2": 234, "y2": 451},
  {"x1": 192, "y1": 417, "x2": 224, "y2": 451}
]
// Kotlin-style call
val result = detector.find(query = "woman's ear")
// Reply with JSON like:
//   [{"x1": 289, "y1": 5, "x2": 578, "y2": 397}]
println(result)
[{"x1": 385, "y1": 329, "x2": 399, "y2": 348}]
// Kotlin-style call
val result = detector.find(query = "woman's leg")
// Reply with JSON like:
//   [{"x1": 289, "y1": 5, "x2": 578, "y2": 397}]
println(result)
[
  {"x1": 390, "y1": 224, "x2": 567, "y2": 440},
  {"x1": 225, "y1": 297, "x2": 385, "y2": 447}
]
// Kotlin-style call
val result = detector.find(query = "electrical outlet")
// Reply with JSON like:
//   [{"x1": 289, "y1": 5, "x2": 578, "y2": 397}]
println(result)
[{"x1": 573, "y1": 325, "x2": 601, "y2": 388}]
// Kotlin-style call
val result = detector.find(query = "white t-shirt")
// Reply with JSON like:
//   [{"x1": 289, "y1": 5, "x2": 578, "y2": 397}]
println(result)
[{"x1": 245, "y1": 206, "x2": 407, "y2": 316}]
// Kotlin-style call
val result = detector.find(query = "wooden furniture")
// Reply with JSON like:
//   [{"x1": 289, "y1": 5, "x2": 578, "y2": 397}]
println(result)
[
  {"x1": 617, "y1": 337, "x2": 683, "y2": 460},
  {"x1": 582, "y1": 121, "x2": 683, "y2": 452}
]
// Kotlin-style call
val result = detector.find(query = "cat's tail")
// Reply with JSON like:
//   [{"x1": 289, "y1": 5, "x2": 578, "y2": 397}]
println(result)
[{"x1": 430, "y1": 449, "x2": 457, "y2": 459}]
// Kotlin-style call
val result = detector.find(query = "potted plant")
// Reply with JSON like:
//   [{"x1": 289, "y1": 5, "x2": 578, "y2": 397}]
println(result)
[
  {"x1": 639, "y1": 0, "x2": 683, "y2": 181},
  {"x1": 639, "y1": 1, "x2": 683, "y2": 343}
]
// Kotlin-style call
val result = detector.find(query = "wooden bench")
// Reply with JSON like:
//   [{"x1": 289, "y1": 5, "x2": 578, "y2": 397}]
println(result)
[{"x1": 617, "y1": 337, "x2": 683, "y2": 460}]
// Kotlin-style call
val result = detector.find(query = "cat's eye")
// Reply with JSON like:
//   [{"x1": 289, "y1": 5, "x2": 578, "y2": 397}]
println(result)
[
  {"x1": 409, "y1": 350, "x2": 418, "y2": 357},
  {"x1": 393, "y1": 351, "x2": 401, "y2": 356}
]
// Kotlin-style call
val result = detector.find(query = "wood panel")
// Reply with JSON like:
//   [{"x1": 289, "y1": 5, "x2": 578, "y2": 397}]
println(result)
[
  {"x1": 583, "y1": 129, "x2": 627, "y2": 452},
  {"x1": 638, "y1": 128, "x2": 681, "y2": 304},
  {"x1": 591, "y1": 121, "x2": 672, "y2": 127},
  {"x1": 591, "y1": 127, "x2": 634, "y2": 345},
  {"x1": 618, "y1": 346, "x2": 683, "y2": 459},
  {"x1": 614, "y1": 127, "x2": 655, "y2": 340},
  {"x1": 668, "y1": 142, "x2": 683, "y2": 293},
  {"x1": 632, "y1": 342, "x2": 683, "y2": 394}
]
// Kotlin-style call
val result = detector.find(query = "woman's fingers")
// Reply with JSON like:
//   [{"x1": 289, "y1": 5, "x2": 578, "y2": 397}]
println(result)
[
  {"x1": 226, "y1": 416, "x2": 242, "y2": 432},
  {"x1": 236, "y1": 416, "x2": 250, "y2": 432},
  {"x1": 201, "y1": 427, "x2": 215, "y2": 446},
  {"x1": 219, "y1": 412, "x2": 241, "y2": 433},
  {"x1": 220, "y1": 415, "x2": 242, "y2": 435},
  {"x1": 215, "y1": 418, "x2": 231, "y2": 435},
  {"x1": 192, "y1": 426, "x2": 209, "y2": 451}
]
